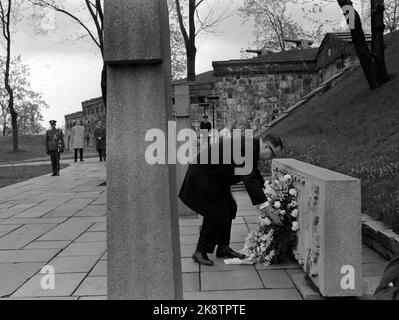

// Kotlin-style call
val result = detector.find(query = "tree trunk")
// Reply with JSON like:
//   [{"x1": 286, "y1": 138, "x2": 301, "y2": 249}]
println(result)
[
  {"x1": 9, "y1": 101, "x2": 18, "y2": 151},
  {"x1": 371, "y1": 0, "x2": 390, "y2": 83},
  {"x1": 175, "y1": 0, "x2": 197, "y2": 81},
  {"x1": 2, "y1": 0, "x2": 18, "y2": 151},
  {"x1": 186, "y1": 0, "x2": 196, "y2": 81},
  {"x1": 186, "y1": 43, "x2": 197, "y2": 82},
  {"x1": 337, "y1": 0, "x2": 381, "y2": 90}
]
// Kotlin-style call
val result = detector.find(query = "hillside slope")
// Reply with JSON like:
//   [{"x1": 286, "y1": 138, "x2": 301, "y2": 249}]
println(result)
[{"x1": 268, "y1": 31, "x2": 399, "y2": 231}]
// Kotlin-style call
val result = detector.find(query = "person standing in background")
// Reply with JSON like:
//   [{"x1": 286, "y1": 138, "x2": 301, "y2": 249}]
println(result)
[
  {"x1": 71, "y1": 120, "x2": 85, "y2": 162},
  {"x1": 94, "y1": 121, "x2": 106, "y2": 162},
  {"x1": 45, "y1": 120, "x2": 65, "y2": 176},
  {"x1": 200, "y1": 114, "x2": 212, "y2": 148}
]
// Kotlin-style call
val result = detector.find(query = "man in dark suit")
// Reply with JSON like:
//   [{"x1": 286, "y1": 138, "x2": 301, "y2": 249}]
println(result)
[
  {"x1": 179, "y1": 133, "x2": 283, "y2": 266},
  {"x1": 200, "y1": 115, "x2": 212, "y2": 146},
  {"x1": 373, "y1": 254, "x2": 399, "y2": 300}
]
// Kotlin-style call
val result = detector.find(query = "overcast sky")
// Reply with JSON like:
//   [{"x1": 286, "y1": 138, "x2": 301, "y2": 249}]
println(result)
[{"x1": 4, "y1": 0, "x2": 362, "y2": 128}]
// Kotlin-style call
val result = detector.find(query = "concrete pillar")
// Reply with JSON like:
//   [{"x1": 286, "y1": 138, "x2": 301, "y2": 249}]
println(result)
[
  {"x1": 175, "y1": 85, "x2": 196, "y2": 217},
  {"x1": 105, "y1": 0, "x2": 183, "y2": 300}
]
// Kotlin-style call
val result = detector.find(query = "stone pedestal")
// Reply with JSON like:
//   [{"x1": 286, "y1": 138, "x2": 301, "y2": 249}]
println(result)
[
  {"x1": 272, "y1": 159, "x2": 362, "y2": 297},
  {"x1": 175, "y1": 85, "x2": 195, "y2": 217},
  {"x1": 105, "y1": 0, "x2": 183, "y2": 300}
]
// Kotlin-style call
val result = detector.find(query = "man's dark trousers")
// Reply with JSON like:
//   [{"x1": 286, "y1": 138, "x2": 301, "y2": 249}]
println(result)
[
  {"x1": 98, "y1": 149, "x2": 106, "y2": 161},
  {"x1": 49, "y1": 151, "x2": 60, "y2": 174},
  {"x1": 197, "y1": 217, "x2": 232, "y2": 254},
  {"x1": 74, "y1": 149, "x2": 83, "y2": 161}
]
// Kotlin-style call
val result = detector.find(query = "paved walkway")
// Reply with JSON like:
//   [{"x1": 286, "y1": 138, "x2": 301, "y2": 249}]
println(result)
[
  {"x1": 0, "y1": 154, "x2": 99, "y2": 168},
  {"x1": 0, "y1": 160, "x2": 388, "y2": 299}
]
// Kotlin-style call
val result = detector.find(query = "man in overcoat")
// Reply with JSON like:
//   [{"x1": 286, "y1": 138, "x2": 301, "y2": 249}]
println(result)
[{"x1": 179, "y1": 133, "x2": 283, "y2": 266}]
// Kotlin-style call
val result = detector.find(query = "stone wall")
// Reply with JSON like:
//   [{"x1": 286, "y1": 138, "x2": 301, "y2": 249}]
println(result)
[
  {"x1": 213, "y1": 72, "x2": 319, "y2": 130},
  {"x1": 180, "y1": 71, "x2": 320, "y2": 132}
]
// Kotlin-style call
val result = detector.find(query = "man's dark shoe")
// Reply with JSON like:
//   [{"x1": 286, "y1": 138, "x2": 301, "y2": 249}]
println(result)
[
  {"x1": 192, "y1": 251, "x2": 214, "y2": 266},
  {"x1": 51, "y1": 172, "x2": 57, "y2": 177},
  {"x1": 216, "y1": 246, "x2": 246, "y2": 259}
]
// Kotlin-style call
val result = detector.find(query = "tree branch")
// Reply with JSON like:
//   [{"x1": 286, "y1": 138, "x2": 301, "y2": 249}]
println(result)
[{"x1": 28, "y1": 0, "x2": 101, "y2": 50}]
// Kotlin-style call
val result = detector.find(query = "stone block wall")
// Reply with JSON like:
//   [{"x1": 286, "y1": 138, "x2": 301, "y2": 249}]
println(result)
[{"x1": 196, "y1": 71, "x2": 320, "y2": 131}]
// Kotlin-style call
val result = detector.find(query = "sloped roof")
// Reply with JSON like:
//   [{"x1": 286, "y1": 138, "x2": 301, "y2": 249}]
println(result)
[
  {"x1": 82, "y1": 97, "x2": 104, "y2": 107},
  {"x1": 172, "y1": 70, "x2": 217, "y2": 85},
  {"x1": 252, "y1": 47, "x2": 319, "y2": 62},
  {"x1": 65, "y1": 111, "x2": 84, "y2": 119},
  {"x1": 173, "y1": 32, "x2": 370, "y2": 83}
]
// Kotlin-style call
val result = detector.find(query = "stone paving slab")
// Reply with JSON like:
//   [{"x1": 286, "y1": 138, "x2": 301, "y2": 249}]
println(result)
[
  {"x1": 0, "y1": 224, "x2": 55, "y2": 249},
  {"x1": 0, "y1": 263, "x2": 43, "y2": 297},
  {"x1": 12, "y1": 273, "x2": 87, "y2": 298},
  {"x1": 0, "y1": 158, "x2": 389, "y2": 300},
  {"x1": 0, "y1": 249, "x2": 60, "y2": 263}
]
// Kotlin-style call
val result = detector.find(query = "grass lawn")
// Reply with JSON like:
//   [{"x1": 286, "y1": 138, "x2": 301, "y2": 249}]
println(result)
[
  {"x1": 267, "y1": 31, "x2": 399, "y2": 232},
  {"x1": 0, "y1": 164, "x2": 69, "y2": 189},
  {"x1": 0, "y1": 135, "x2": 97, "y2": 164},
  {"x1": 0, "y1": 135, "x2": 49, "y2": 163}
]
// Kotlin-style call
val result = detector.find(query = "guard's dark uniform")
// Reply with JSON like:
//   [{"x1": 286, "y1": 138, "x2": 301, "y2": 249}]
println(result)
[
  {"x1": 179, "y1": 136, "x2": 267, "y2": 254},
  {"x1": 45, "y1": 126, "x2": 65, "y2": 176},
  {"x1": 94, "y1": 126, "x2": 106, "y2": 161}
]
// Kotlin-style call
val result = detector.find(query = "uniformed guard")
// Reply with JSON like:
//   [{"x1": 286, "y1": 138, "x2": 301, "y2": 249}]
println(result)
[
  {"x1": 45, "y1": 120, "x2": 65, "y2": 176},
  {"x1": 94, "y1": 121, "x2": 106, "y2": 162}
]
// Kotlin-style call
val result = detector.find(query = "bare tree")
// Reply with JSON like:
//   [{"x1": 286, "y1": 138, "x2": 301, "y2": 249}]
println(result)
[
  {"x1": 337, "y1": 0, "x2": 390, "y2": 89},
  {"x1": 29, "y1": 0, "x2": 106, "y2": 105},
  {"x1": 168, "y1": 0, "x2": 187, "y2": 80},
  {"x1": 0, "y1": 0, "x2": 18, "y2": 151},
  {"x1": 174, "y1": 0, "x2": 233, "y2": 81},
  {"x1": 239, "y1": 0, "x2": 327, "y2": 52}
]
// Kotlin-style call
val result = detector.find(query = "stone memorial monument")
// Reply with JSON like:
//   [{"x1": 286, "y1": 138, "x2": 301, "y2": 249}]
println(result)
[
  {"x1": 105, "y1": 0, "x2": 183, "y2": 299},
  {"x1": 272, "y1": 159, "x2": 363, "y2": 297}
]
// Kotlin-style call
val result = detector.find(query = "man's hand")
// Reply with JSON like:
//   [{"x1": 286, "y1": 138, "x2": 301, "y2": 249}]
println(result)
[
  {"x1": 268, "y1": 211, "x2": 284, "y2": 226},
  {"x1": 261, "y1": 207, "x2": 283, "y2": 226}
]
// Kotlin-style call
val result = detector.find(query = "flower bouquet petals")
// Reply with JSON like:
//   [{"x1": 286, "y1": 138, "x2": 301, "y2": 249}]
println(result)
[{"x1": 243, "y1": 174, "x2": 300, "y2": 267}]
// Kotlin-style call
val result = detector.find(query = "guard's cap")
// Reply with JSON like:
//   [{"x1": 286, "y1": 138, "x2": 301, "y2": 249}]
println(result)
[{"x1": 49, "y1": 120, "x2": 57, "y2": 124}]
